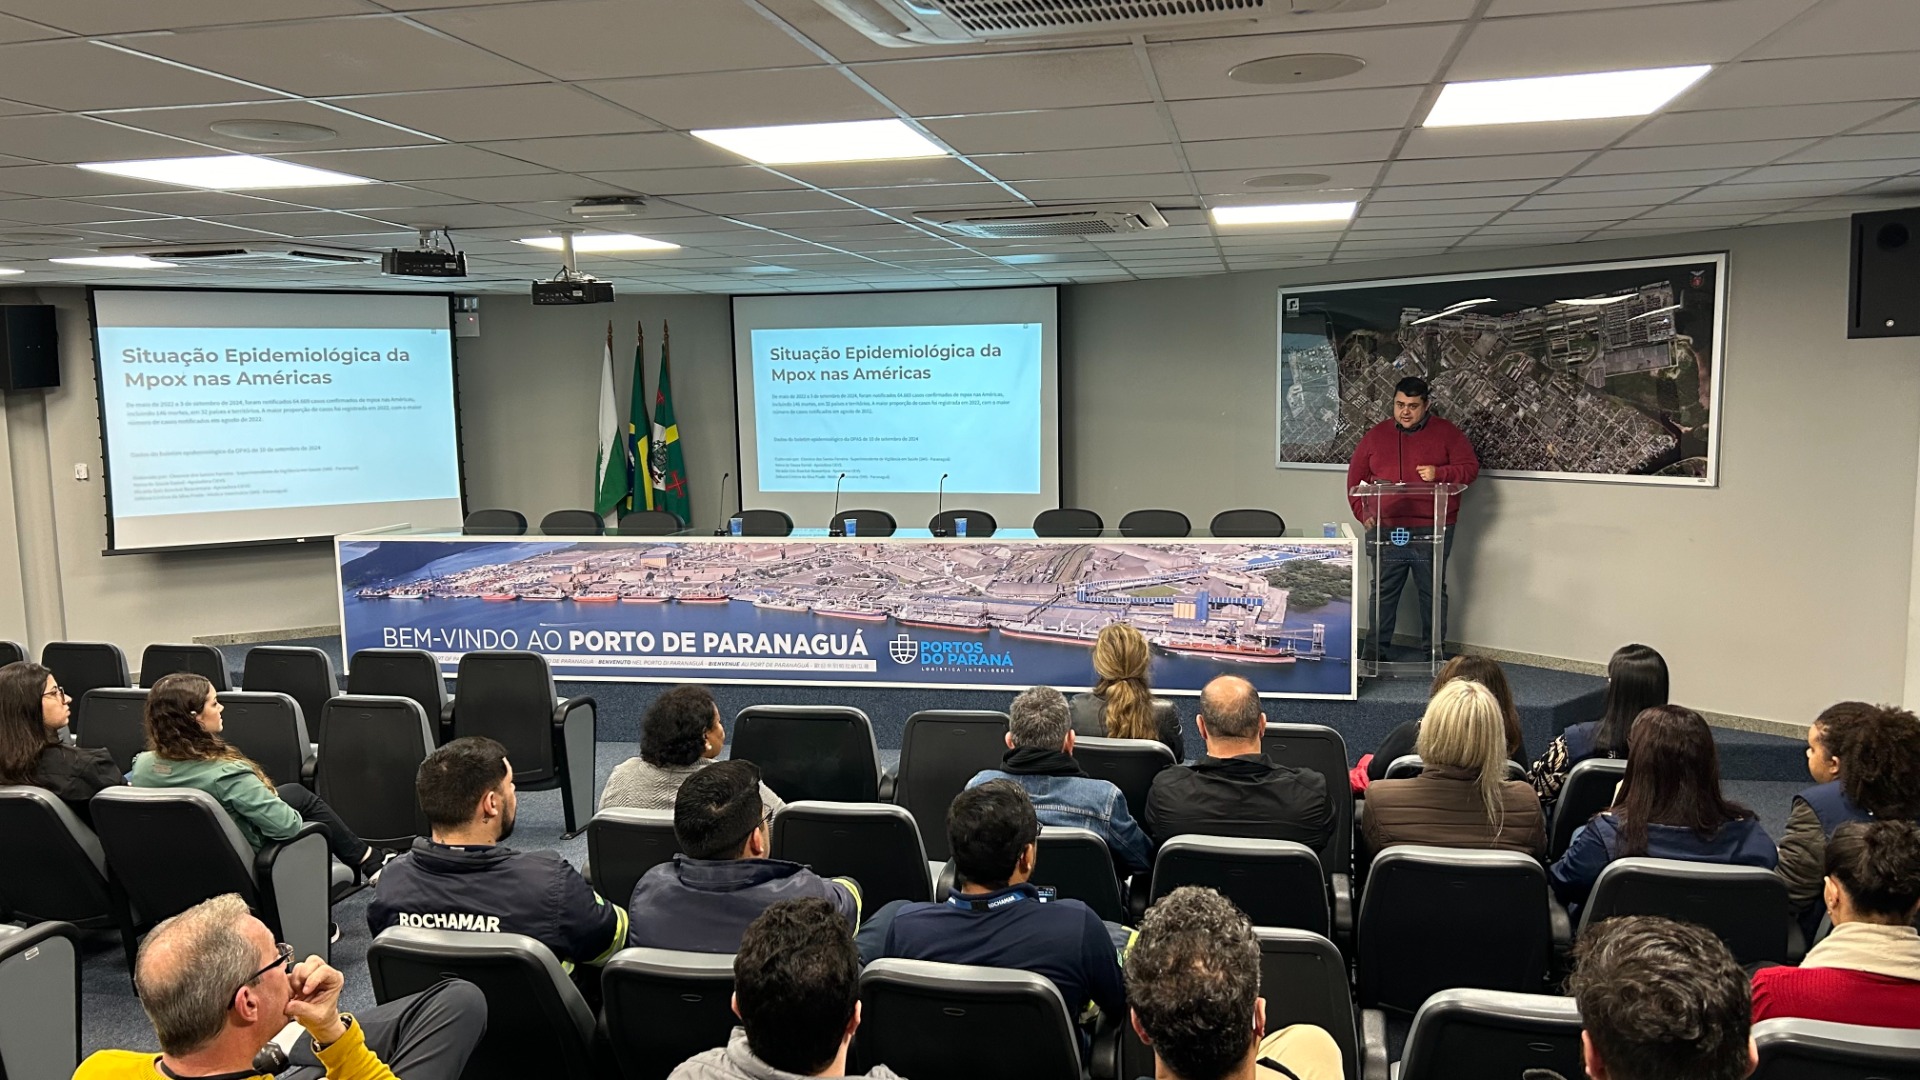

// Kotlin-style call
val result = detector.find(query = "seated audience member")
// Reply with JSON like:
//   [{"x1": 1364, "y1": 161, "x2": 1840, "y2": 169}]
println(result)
[
  {"x1": 1529, "y1": 643, "x2": 1668, "y2": 808},
  {"x1": 629, "y1": 759, "x2": 860, "y2": 953},
  {"x1": 601, "y1": 684, "x2": 785, "y2": 823},
  {"x1": 1558, "y1": 915, "x2": 1756, "y2": 1080},
  {"x1": 1752, "y1": 820, "x2": 1920, "y2": 1027},
  {"x1": 369, "y1": 736, "x2": 629, "y2": 971},
  {"x1": 969, "y1": 684, "x2": 1152, "y2": 875},
  {"x1": 133, "y1": 673, "x2": 387, "y2": 881},
  {"x1": 1127, "y1": 886, "x2": 1343, "y2": 1080},
  {"x1": 0, "y1": 660, "x2": 121, "y2": 824},
  {"x1": 77, "y1": 893, "x2": 485, "y2": 1080},
  {"x1": 1549, "y1": 706, "x2": 1775, "y2": 908},
  {"x1": 1143, "y1": 675, "x2": 1332, "y2": 853},
  {"x1": 1362, "y1": 655, "x2": 1528, "y2": 787},
  {"x1": 859, "y1": 781, "x2": 1127, "y2": 1031},
  {"x1": 1070, "y1": 622, "x2": 1185, "y2": 763},
  {"x1": 1776, "y1": 702, "x2": 1920, "y2": 933},
  {"x1": 669, "y1": 898, "x2": 902, "y2": 1080},
  {"x1": 1362, "y1": 679, "x2": 1546, "y2": 859}
]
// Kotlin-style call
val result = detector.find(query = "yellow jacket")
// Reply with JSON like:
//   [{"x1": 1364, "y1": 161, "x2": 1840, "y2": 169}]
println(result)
[{"x1": 76, "y1": 1018, "x2": 394, "y2": 1080}]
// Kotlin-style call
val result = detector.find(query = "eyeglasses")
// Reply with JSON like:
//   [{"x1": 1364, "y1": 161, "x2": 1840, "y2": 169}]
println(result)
[
  {"x1": 42, "y1": 686, "x2": 67, "y2": 699},
  {"x1": 232, "y1": 942, "x2": 295, "y2": 1002}
]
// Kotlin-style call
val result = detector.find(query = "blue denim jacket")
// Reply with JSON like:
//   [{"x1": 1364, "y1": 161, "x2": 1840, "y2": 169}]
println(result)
[
  {"x1": 1549, "y1": 811, "x2": 1778, "y2": 907},
  {"x1": 967, "y1": 750, "x2": 1153, "y2": 875}
]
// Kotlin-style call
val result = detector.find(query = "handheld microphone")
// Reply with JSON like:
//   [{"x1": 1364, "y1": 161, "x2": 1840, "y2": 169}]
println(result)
[
  {"x1": 932, "y1": 472, "x2": 949, "y2": 536},
  {"x1": 829, "y1": 472, "x2": 847, "y2": 536},
  {"x1": 713, "y1": 471, "x2": 732, "y2": 535}
]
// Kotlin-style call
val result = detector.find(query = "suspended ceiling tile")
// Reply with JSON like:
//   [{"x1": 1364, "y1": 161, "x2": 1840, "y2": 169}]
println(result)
[
  {"x1": 325, "y1": 85, "x2": 658, "y2": 143},
  {"x1": 582, "y1": 166, "x2": 803, "y2": 197},
  {"x1": 1680, "y1": 178, "x2": 1873, "y2": 201},
  {"x1": 581, "y1": 68, "x2": 890, "y2": 130},
  {"x1": 1541, "y1": 168, "x2": 1747, "y2": 192},
  {"x1": 412, "y1": 173, "x2": 632, "y2": 203},
  {"x1": 1008, "y1": 175, "x2": 1193, "y2": 201},
  {"x1": 268, "y1": 183, "x2": 467, "y2": 211},
  {"x1": 1385, "y1": 152, "x2": 1594, "y2": 185},
  {"x1": 1731, "y1": 159, "x2": 1920, "y2": 184},
  {"x1": 1448, "y1": 0, "x2": 1818, "y2": 80},
  {"x1": 1364, "y1": 195, "x2": 1529, "y2": 214},
  {"x1": 0, "y1": 39, "x2": 264, "y2": 111},
  {"x1": 0, "y1": 113, "x2": 204, "y2": 163},
  {"x1": 1147, "y1": 22, "x2": 1459, "y2": 100},
  {"x1": 672, "y1": 190, "x2": 855, "y2": 215},
  {"x1": 1181, "y1": 131, "x2": 1401, "y2": 171},
  {"x1": 1189, "y1": 162, "x2": 1384, "y2": 195},
  {"x1": 843, "y1": 183, "x2": 1019, "y2": 209},
  {"x1": 1679, "y1": 52, "x2": 1920, "y2": 111},
  {"x1": 415, "y1": 0, "x2": 824, "y2": 81},
  {"x1": 129, "y1": 19, "x2": 546, "y2": 96},
  {"x1": 774, "y1": 157, "x2": 987, "y2": 189},
  {"x1": 1855, "y1": 102, "x2": 1920, "y2": 135},
  {"x1": 1577, "y1": 139, "x2": 1813, "y2": 174},
  {"x1": 0, "y1": 198, "x2": 166, "y2": 224},
  {"x1": 975, "y1": 144, "x2": 1182, "y2": 182},
  {"x1": 1399, "y1": 118, "x2": 1636, "y2": 159},
  {"x1": 0, "y1": 163, "x2": 177, "y2": 197},
  {"x1": 1518, "y1": 187, "x2": 1700, "y2": 210},
  {"x1": 0, "y1": 0, "x2": 379, "y2": 34},
  {"x1": 274, "y1": 144, "x2": 549, "y2": 181},
  {"x1": 475, "y1": 131, "x2": 738, "y2": 173},
  {"x1": 75, "y1": 190, "x2": 296, "y2": 217},
  {"x1": 923, "y1": 104, "x2": 1167, "y2": 155},
  {"x1": 1786, "y1": 133, "x2": 1920, "y2": 162},
  {"x1": 730, "y1": 208, "x2": 894, "y2": 229},
  {"x1": 1621, "y1": 101, "x2": 1892, "y2": 147},
  {"x1": 103, "y1": 100, "x2": 430, "y2": 154},
  {"x1": 1744, "y1": 0, "x2": 1920, "y2": 59},
  {"x1": 1168, "y1": 86, "x2": 1422, "y2": 141},
  {"x1": 1350, "y1": 211, "x2": 1503, "y2": 230},
  {"x1": 1372, "y1": 179, "x2": 1549, "y2": 200},
  {"x1": 853, "y1": 48, "x2": 1153, "y2": 116}
]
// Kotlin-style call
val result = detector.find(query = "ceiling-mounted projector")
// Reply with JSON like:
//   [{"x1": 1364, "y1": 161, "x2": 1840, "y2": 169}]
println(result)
[
  {"x1": 531, "y1": 228, "x2": 614, "y2": 304},
  {"x1": 383, "y1": 226, "x2": 467, "y2": 278}
]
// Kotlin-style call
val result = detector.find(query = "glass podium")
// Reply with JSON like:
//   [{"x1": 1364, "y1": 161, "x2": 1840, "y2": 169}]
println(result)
[{"x1": 1350, "y1": 481, "x2": 1465, "y2": 678}]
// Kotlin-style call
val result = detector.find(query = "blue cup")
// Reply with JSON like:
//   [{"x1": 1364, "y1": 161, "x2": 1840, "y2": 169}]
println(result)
[
  {"x1": 955, "y1": 516, "x2": 969, "y2": 537},
  {"x1": 728, "y1": 516, "x2": 743, "y2": 536},
  {"x1": 843, "y1": 517, "x2": 858, "y2": 537},
  {"x1": 1322, "y1": 523, "x2": 1338, "y2": 538}
]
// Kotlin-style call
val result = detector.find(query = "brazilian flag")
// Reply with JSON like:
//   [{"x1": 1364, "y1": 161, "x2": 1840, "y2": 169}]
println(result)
[{"x1": 649, "y1": 321, "x2": 691, "y2": 525}]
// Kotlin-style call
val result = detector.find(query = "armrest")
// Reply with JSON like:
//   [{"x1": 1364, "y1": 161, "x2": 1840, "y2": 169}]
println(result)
[
  {"x1": 1330, "y1": 873, "x2": 1353, "y2": 938},
  {"x1": 301, "y1": 749, "x2": 317, "y2": 786},
  {"x1": 1548, "y1": 896, "x2": 1572, "y2": 953},
  {"x1": 253, "y1": 824, "x2": 333, "y2": 961},
  {"x1": 1360, "y1": 1008, "x2": 1389, "y2": 1080},
  {"x1": 1127, "y1": 874, "x2": 1151, "y2": 922},
  {"x1": 878, "y1": 770, "x2": 896, "y2": 802},
  {"x1": 1088, "y1": 1010, "x2": 1123, "y2": 1080},
  {"x1": 554, "y1": 694, "x2": 597, "y2": 727},
  {"x1": 1786, "y1": 922, "x2": 1807, "y2": 965}
]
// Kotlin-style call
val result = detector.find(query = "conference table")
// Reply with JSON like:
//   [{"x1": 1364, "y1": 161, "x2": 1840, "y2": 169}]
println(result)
[{"x1": 335, "y1": 525, "x2": 1360, "y2": 700}]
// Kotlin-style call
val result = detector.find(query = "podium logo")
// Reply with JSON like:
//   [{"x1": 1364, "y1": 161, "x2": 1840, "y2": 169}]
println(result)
[
  {"x1": 1390, "y1": 527, "x2": 1411, "y2": 547},
  {"x1": 888, "y1": 633, "x2": 919, "y2": 665}
]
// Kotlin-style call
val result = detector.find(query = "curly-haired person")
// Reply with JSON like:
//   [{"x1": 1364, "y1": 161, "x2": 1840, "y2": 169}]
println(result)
[
  {"x1": 1562, "y1": 915, "x2": 1755, "y2": 1080},
  {"x1": 1775, "y1": 702, "x2": 1920, "y2": 935}
]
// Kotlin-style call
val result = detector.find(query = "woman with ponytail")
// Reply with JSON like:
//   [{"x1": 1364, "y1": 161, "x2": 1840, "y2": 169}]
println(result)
[
  {"x1": 0, "y1": 660, "x2": 123, "y2": 824},
  {"x1": 1070, "y1": 622, "x2": 1185, "y2": 763}
]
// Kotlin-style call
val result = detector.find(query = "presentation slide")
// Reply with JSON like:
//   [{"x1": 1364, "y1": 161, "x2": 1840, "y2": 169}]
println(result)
[
  {"x1": 733, "y1": 288, "x2": 1060, "y2": 530},
  {"x1": 91, "y1": 289, "x2": 464, "y2": 552}
]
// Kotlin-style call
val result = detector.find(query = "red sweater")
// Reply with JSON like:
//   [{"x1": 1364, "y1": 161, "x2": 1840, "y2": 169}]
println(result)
[
  {"x1": 1345, "y1": 415, "x2": 1480, "y2": 526},
  {"x1": 1751, "y1": 966, "x2": 1920, "y2": 1028}
]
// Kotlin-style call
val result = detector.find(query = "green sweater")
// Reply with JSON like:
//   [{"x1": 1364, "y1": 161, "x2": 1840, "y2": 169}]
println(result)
[{"x1": 129, "y1": 752, "x2": 301, "y2": 851}]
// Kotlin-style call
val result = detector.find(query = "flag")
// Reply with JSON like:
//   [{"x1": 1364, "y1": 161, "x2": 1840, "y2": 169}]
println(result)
[
  {"x1": 624, "y1": 321, "x2": 653, "y2": 514},
  {"x1": 593, "y1": 321, "x2": 625, "y2": 521},
  {"x1": 650, "y1": 320, "x2": 691, "y2": 525}
]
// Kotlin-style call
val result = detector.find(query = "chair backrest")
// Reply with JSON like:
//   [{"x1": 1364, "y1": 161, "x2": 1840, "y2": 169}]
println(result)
[
  {"x1": 1069, "y1": 734, "x2": 1174, "y2": 823},
  {"x1": 771, "y1": 801, "x2": 930, "y2": 908},
  {"x1": 540, "y1": 508, "x2": 604, "y2": 535},
  {"x1": 1357, "y1": 846, "x2": 1552, "y2": 1014},
  {"x1": 616, "y1": 509, "x2": 684, "y2": 536},
  {"x1": 90, "y1": 787, "x2": 259, "y2": 928},
  {"x1": 928, "y1": 509, "x2": 997, "y2": 537},
  {"x1": 217, "y1": 691, "x2": 310, "y2": 789},
  {"x1": 587, "y1": 808, "x2": 681, "y2": 907},
  {"x1": 39, "y1": 641, "x2": 129, "y2": 703},
  {"x1": 463, "y1": 508, "x2": 527, "y2": 535},
  {"x1": 601, "y1": 947, "x2": 737, "y2": 1080},
  {"x1": 0, "y1": 787, "x2": 112, "y2": 925},
  {"x1": 1118, "y1": 508, "x2": 1191, "y2": 538},
  {"x1": 1395, "y1": 988, "x2": 1585, "y2": 1080},
  {"x1": 73, "y1": 688, "x2": 149, "y2": 774},
  {"x1": 1579, "y1": 856, "x2": 1796, "y2": 965},
  {"x1": 0, "y1": 922, "x2": 81, "y2": 1080},
  {"x1": 1150, "y1": 836, "x2": 1330, "y2": 936},
  {"x1": 736, "y1": 509, "x2": 793, "y2": 537},
  {"x1": 1750, "y1": 1018, "x2": 1920, "y2": 1079},
  {"x1": 1384, "y1": 755, "x2": 1529, "y2": 782},
  {"x1": 346, "y1": 648, "x2": 448, "y2": 737},
  {"x1": 1263, "y1": 722, "x2": 1353, "y2": 871},
  {"x1": 732, "y1": 705, "x2": 882, "y2": 803},
  {"x1": 1029, "y1": 827, "x2": 1127, "y2": 925},
  {"x1": 316, "y1": 695, "x2": 435, "y2": 845},
  {"x1": 367, "y1": 927, "x2": 597, "y2": 1080},
  {"x1": 1209, "y1": 508, "x2": 1286, "y2": 537},
  {"x1": 856, "y1": 958, "x2": 1082, "y2": 1080},
  {"x1": 0, "y1": 640, "x2": 23, "y2": 667},
  {"x1": 453, "y1": 651, "x2": 560, "y2": 781},
  {"x1": 1256, "y1": 929, "x2": 1363, "y2": 1080},
  {"x1": 138, "y1": 643, "x2": 232, "y2": 691},
  {"x1": 895, "y1": 710, "x2": 1010, "y2": 861},
  {"x1": 241, "y1": 646, "x2": 339, "y2": 741},
  {"x1": 830, "y1": 508, "x2": 897, "y2": 537},
  {"x1": 1550, "y1": 757, "x2": 1628, "y2": 858},
  {"x1": 1032, "y1": 508, "x2": 1103, "y2": 538}
]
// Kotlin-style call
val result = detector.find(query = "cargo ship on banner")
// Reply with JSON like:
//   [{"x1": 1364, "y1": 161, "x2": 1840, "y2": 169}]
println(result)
[
  {"x1": 355, "y1": 588, "x2": 390, "y2": 599},
  {"x1": 573, "y1": 589, "x2": 620, "y2": 603},
  {"x1": 388, "y1": 587, "x2": 428, "y2": 600},
  {"x1": 677, "y1": 592, "x2": 731, "y2": 604},
  {"x1": 813, "y1": 605, "x2": 889, "y2": 622},
  {"x1": 896, "y1": 605, "x2": 989, "y2": 633},
  {"x1": 997, "y1": 622, "x2": 1099, "y2": 647},
  {"x1": 480, "y1": 590, "x2": 518, "y2": 602},
  {"x1": 619, "y1": 588, "x2": 668, "y2": 603},
  {"x1": 521, "y1": 586, "x2": 567, "y2": 601},
  {"x1": 1154, "y1": 636, "x2": 1297, "y2": 665},
  {"x1": 753, "y1": 598, "x2": 809, "y2": 613}
]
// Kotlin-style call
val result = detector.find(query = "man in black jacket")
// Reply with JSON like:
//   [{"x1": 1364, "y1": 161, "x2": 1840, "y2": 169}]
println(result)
[{"x1": 1143, "y1": 676, "x2": 1333, "y2": 853}]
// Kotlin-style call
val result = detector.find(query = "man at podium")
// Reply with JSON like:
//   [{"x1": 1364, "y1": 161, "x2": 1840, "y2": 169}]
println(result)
[{"x1": 1345, "y1": 376, "x2": 1480, "y2": 661}]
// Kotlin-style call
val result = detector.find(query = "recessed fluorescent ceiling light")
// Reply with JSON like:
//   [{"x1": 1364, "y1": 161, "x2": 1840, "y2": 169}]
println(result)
[
  {"x1": 1425, "y1": 65, "x2": 1710, "y2": 127},
  {"x1": 50, "y1": 255, "x2": 176, "y2": 268},
  {"x1": 691, "y1": 119, "x2": 944, "y2": 165},
  {"x1": 77, "y1": 155, "x2": 372, "y2": 190},
  {"x1": 516, "y1": 234, "x2": 680, "y2": 253},
  {"x1": 0, "y1": 268, "x2": 23, "y2": 276},
  {"x1": 1211, "y1": 202, "x2": 1357, "y2": 226}
]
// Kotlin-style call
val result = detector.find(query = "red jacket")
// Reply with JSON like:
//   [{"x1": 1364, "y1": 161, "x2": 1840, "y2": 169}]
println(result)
[
  {"x1": 1345, "y1": 415, "x2": 1479, "y2": 526},
  {"x1": 1751, "y1": 966, "x2": 1920, "y2": 1029}
]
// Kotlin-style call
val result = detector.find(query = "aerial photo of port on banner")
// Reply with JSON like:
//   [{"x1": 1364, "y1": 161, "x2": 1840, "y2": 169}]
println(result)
[{"x1": 337, "y1": 536, "x2": 1359, "y2": 699}]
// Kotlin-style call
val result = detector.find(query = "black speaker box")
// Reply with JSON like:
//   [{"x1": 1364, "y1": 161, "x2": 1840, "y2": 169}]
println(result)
[
  {"x1": 1849, "y1": 208, "x2": 1920, "y2": 339},
  {"x1": 0, "y1": 304, "x2": 58, "y2": 390}
]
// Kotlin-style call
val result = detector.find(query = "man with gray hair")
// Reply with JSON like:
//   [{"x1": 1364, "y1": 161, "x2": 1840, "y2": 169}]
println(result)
[
  {"x1": 966, "y1": 684, "x2": 1151, "y2": 874},
  {"x1": 1143, "y1": 675, "x2": 1332, "y2": 852},
  {"x1": 76, "y1": 894, "x2": 485, "y2": 1080}
]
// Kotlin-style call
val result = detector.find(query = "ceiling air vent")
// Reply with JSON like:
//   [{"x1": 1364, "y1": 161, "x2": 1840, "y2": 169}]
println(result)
[
  {"x1": 916, "y1": 202, "x2": 1169, "y2": 238},
  {"x1": 813, "y1": 0, "x2": 1385, "y2": 46},
  {"x1": 98, "y1": 242, "x2": 378, "y2": 266}
]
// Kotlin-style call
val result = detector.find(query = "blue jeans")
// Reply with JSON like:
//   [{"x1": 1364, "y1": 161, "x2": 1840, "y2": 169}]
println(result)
[{"x1": 1368, "y1": 526, "x2": 1452, "y2": 655}]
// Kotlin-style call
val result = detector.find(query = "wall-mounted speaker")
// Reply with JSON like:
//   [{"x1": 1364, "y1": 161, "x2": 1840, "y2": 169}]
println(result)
[
  {"x1": 0, "y1": 304, "x2": 57, "y2": 390},
  {"x1": 1849, "y1": 208, "x2": 1920, "y2": 339}
]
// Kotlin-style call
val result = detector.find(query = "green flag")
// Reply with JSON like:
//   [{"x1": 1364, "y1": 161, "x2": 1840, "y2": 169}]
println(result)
[
  {"x1": 593, "y1": 321, "x2": 625, "y2": 520},
  {"x1": 624, "y1": 321, "x2": 653, "y2": 514},
  {"x1": 650, "y1": 321, "x2": 691, "y2": 525}
]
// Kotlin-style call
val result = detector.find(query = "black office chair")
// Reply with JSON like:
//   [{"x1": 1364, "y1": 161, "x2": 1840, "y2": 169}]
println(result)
[
  {"x1": 1578, "y1": 856, "x2": 1802, "y2": 965},
  {"x1": 1070, "y1": 734, "x2": 1174, "y2": 824},
  {"x1": 1382, "y1": 755, "x2": 1529, "y2": 782},
  {"x1": 217, "y1": 691, "x2": 314, "y2": 788},
  {"x1": 1357, "y1": 847, "x2": 1553, "y2": 1016},
  {"x1": 601, "y1": 948, "x2": 737, "y2": 1080},
  {"x1": 616, "y1": 509, "x2": 684, "y2": 536},
  {"x1": 73, "y1": 688, "x2": 148, "y2": 774},
  {"x1": 316, "y1": 695, "x2": 436, "y2": 846},
  {"x1": 1118, "y1": 509, "x2": 1191, "y2": 538},
  {"x1": 1209, "y1": 508, "x2": 1287, "y2": 537},
  {"x1": 463, "y1": 508, "x2": 528, "y2": 535},
  {"x1": 587, "y1": 808, "x2": 680, "y2": 907},
  {"x1": 928, "y1": 509, "x2": 996, "y2": 537},
  {"x1": 540, "y1": 509, "x2": 604, "y2": 535},
  {"x1": 1549, "y1": 757, "x2": 1628, "y2": 858},
  {"x1": 139, "y1": 643, "x2": 232, "y2": 690},
  {"x1": 0, "y1": 787, "x2": 135, "y2": 967},
  {"x1": 0, "y1": 640, "x2": 23, "y2": 666},
  {"x1": 1032, "y1": 508, "x2": 1103, "y2": 538},
  {"x1": 1393, "y1": 988, "x2": 1584, "y2": 1080},
  {"x1": 368, "y1": 927, "x2": 596, "y2": 1080},
  {"x1": 0, "y1": 921, "x2": 82, "y2": 1080},
  {"x1": 1750, "y1": 1017, "x2": 1920, "y2": 1079},
  {"x1": 1264, "y1": 722, "x2": 1356, "y2": 931},
  {"x1": 734, "y1": 509, "x2": 793, "y2": 537},
  {"x1": 241, "y1": 646, "x2": 339, "y2": 744},
  {"x1": 772, "y1": 801, "x2": 930, "y2": 909},
  {"x1": 829, "y1": 509, "x2": 897, "y2": 537},
  {"x1": 1149, "y1": 836, "x2": 1331, "y2": 937},
  {"x1": 347, "y1": 648, "x2": 453, "y2": 743},
  {"x1": 1257, "y1": 929, "x2": 1379, "y2": 1080},
  {"x1": 451, "y1": 651, "x2": 596, "y2": 835},
  {"x1": 856, "y1": 959, "x2": 1082, "y2": 1080},
  {"x1": 1030, "y1": 827, "x2": 1128, "y2": 925},
  {"x1": 39, "y1": 641, "x2": 129, "y2": 703},
  {"x1": 893, "y1": 710, "x2": 1009, "y2": 861},
  {"x1": 732, "y1": 705, "x2": 882, "y2": 804}
]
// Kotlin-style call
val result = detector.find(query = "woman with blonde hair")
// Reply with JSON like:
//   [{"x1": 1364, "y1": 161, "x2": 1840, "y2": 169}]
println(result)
[
  {"x1": 1362, "y1": 679, "x2": 1547, "y2": 859},
  {"x1": 1070, "y1": 622, "x2": 1185, "y2": 762}
]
